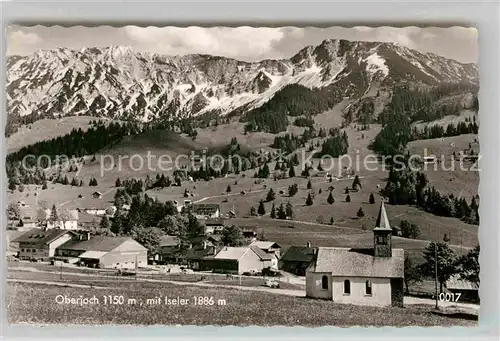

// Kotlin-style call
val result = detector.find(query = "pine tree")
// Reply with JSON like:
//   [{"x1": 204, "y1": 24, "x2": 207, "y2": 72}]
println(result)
[
  {"x1": 270, "y1": 203, "x2": 276, "y2": 219},
  {"x1": 344, "y1": 186, "x2": 350, "y2": 194},
  {"x1": 327, "y1": 192, "x2": 335, "y2": 204},
  {"x1": 266, "y1": 188, "x2": 276, "y2": 202},
  {"x1": 226, "y1": 184, "x2": 232, "y2": 193},
  {"x1": 257, "y1": 200, "x2": 266, "y2": 216},
  {"x1": 285, "y1": 202, "x2": 294, "y2": 219},
  {"x1": 100, "y1": 216, "x2": 111, "y2": 230},
  {"x1": 288, "y1": 184, "x2": 298, "y2": 197},
  {"x1": 79, "y1": 179, "x2": 83, "y2": 187},
  {"x1": 42, "y1": 181, "x2": 48, "y2": 190},
  {"x1": 49, "y1": 204, "x2": 58, "y2": 222},
  {"x1": 346, "y1": 194, "x2": 351, "y2": 203},
  {"x1": 277, "y1": 203, "x2": 286, "y2": 219},
  {"x1": 307, "y1": 180, "x2": 312, "y2": 190},
  {"x1": 250, "y1": 206, "x2": 257, "y2": 216},
  {"x1": 357, "y1": 207, "x2": 365, "y2": 218},
  {"x1": 369, "y1": 193, "x2": 375, "y2": 204},
  {"x1": 352, "y1": 175, "x2": 361, "y2": 190},
  {"x1": 115, "y1": 177, "x2": 122, "y2": 187},
  {"x1": 329, "y1": 217, "x2": 334, "y2": 225},
  {"x1": 306, "y1": 192, "x2": 314, "y2": 206},
  {"x1": 289, "y1": 165, "x2": 296, "y2": 178}
]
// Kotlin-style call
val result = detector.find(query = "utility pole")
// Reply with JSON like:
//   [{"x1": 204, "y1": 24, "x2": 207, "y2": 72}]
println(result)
[{"x1": 434, "y1": 243, "x2": 439, "y2": 309}]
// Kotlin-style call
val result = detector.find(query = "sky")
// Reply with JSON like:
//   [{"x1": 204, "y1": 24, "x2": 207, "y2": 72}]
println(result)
[{"x1": 6, "y1": 25, "x2": 478, "y2": 64}]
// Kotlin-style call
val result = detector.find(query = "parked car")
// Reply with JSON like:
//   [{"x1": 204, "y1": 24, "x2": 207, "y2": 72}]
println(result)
[{"x1": 264, "y1": 279, "x2": 280, "y2": 289}]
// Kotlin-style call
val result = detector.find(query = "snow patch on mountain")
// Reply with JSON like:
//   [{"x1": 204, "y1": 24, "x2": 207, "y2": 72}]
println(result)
[
  {"x1": 364, "y1": 53, "x2": 389, "y2": 78},
  {"x1": 7, "y1": 40, "x2": 478, "y2": 122}
]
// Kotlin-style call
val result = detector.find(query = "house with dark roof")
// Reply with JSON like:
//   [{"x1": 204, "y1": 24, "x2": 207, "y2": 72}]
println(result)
[
  {"x1": 12, "y1": 229, "x2": 78, "y2": 261},
  {"x1": 56, "y1": 236, "x2": 147, "y2": 269},
  {"x1": 250, "y1": 241, "x2": 281, "y2": 269},
  {"x1": 305, "y1": 202, "x2": 405, "y2": 307},
  {"x1": 191, "y1": 203, "x2": 221, "y2": 219},
  {"x1": 209, "y1": 246, "x2": 273, "y2": 274},
  {"x1": 279, "y1": 243, "x2": 317, "y2": 276},
  {"x1": 446, "y1": 275, "x2": 479, "y2": 303},
  {"x1": 202, "y1": 218, "x2": 226, "y2": 234},
  {"x1": 156, "y1": 235, "x2": 181, "y2": 264}
]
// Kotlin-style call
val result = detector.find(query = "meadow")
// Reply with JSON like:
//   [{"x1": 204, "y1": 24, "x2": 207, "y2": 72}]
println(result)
[{"x1": 7, "y1": 281, "x2": 476, "y2": 326}]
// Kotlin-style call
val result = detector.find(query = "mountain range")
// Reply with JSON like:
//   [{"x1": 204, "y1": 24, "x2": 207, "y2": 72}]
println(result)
[{"x1": 6, "y1": 39, "x2": 478, "y2": 123}]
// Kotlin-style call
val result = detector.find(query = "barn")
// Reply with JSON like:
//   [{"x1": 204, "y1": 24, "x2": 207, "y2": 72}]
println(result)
[
  {"x1": 211, "y1": 246, "x2": 273, "y2": 274},
  {"x1": 56, "y1": 236, "x2": 147, "y2": 269}
]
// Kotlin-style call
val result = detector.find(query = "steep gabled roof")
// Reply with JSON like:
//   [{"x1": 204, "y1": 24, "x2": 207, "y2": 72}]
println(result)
[
  {"x1": 12, "y1": 228, "x2": 75, "y2": 245},
  {"x1": 214, "y1": 247, "x2": 249, "y2": 260},
  {"x1": 446, "y1": 275, "x2": 479, "y2": 291},
  {"x1": 159, "y1": 235, "x2": 179, "y2": 247},
  {"x1": 250, "y1": 241, "x2": 281, "y2": 250},
  {"x1": 308, "y1": 247, "x2": 404, "y2": 278},
  {"x1": 250, "y1": 246, "x2": 273, "y2": 261},
  {"x1": 280, "y1": 246, "x2": 317, "y2": 262},
  {"x1": 374, "y1": 201, "x2": 392, "y2": 231},
  {"x1": 192, "y1": 203, "x2": 220, "y2": 213},
  {"x1": 58, "y1": 236, "x2": 141, "y2": 252}
]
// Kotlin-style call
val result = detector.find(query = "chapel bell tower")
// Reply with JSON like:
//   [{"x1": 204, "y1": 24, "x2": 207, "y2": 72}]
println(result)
[{"x1": 373, "y1": 201, "x2": 393, "y2": 257}]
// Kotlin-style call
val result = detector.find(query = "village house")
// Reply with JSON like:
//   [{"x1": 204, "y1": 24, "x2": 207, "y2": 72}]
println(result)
[
  {"x1": 210, "y1": 246, "x2": 273, "y2": 274},
  {"x1": 191, "y1": 203, "x2": 220, "y2": 219},
  {"x1": 186, "y1": 240, "x2": 220, "y2": 271},
  {"x1": 155, "y1": 235, "x2": 180, "y2": 264},
  {"x1": 279, "y1": 243, "x2": 318, "y2": 276},
  {"x1": 56, "y1": 236, "x2": 148, "y2": 269},
  {"x1": 44, "y1": 209, "x2": 79, "y2": 230},
  {"x1": 202, "y1": 218, "x2": 226, "y2": 234},
  {"x1": 12, "y1": 229, "x2": 78, "y2": 261},
  {"x1": 446, "y1": 275, "x2": 479, "y2": 303},
  {"x1": 305, "y1": 202, "x2": 405, "y2": 307},
  {"x1": 79, "y1": 208, "x2": 107, "y2": 216},
  {"x1": 249, "y1": 241, "x2": 281, "y2": 269}
]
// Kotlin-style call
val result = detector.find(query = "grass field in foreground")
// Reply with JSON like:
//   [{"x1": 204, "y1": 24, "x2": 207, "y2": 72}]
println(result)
[{"x1": 7, "y1": 282, "x2": 476, "y2": 326}]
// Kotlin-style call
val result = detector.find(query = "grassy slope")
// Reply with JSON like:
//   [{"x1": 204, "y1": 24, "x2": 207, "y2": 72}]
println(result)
[
  {"x1": 6, "y1": 114, "x2": 478, "y2": 266},
  {"x1": 7, "y1": 282, "x2": 475, "y2": 326},
  {"x1": 7, "y1": 116, "x2": 98, "y2": 154}
]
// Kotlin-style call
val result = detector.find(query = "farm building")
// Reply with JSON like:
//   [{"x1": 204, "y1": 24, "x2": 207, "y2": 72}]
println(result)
[
  {"x1": 305, "y1": 202, "x2": 405, "y2": 307},
  {"x1": 186, "y1": 241, "x2": 220, "y2": 270},
  {"x1": 202, "y1": 218, "x2": 226, "y2": 234},
  {"x1": 12, "y1": 229, "x2": 77, "y2": 261},
  {"x1": 56, "y1": 236, "x2": 147, "y2": 269},
  {"x1": 446, "y1": 275, "x2": 479, "y2": 303},
  {"x1": 279, "y1": 243, "x2": 318, "y2": 276},
  {"x1": 156, "y1": 235, "x2": 180, "y2": 264},
  {"x1": 211, "y1": 246, "x2": 273, "y2": 274},
  {"x1": 249, "y1": 241, "x2": 281, "y2": 269},
  {"x1": 191, "y1": 203, "x2": 220, "y2": 219},
  {"x1": 79, "y1": 208, "x2": 107, "y2": 216},
  {"x1": 44, "y1": 209, "x2": 79, "y2": 230}
]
